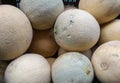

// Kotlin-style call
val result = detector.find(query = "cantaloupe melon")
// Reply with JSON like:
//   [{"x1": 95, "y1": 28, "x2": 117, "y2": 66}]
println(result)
[
  {"x1": 92, "y1": 41, "x2": 120, "y2": 83},
  {"x1": 5, "y1": 54, "x2": 50, "y2": 83},
  {"x1": 28, "y1": 29, "x2": 58, "y2": 57},
  {"x1": 20, "y1": 0, "x2": 64, "y2": 30},
  {"x1": 0, "y1": 5, "x2": 33, "y2": 60},
  {"x1": 54, "y1": 9, "x2": 100, "y2": 52},
  {"x1": 52, "y1": 52, "x2": 94, "y2": 83},
  {"x1": 79, "y1": 0, "x2": 120, "y2": 24},
  {"x1": 99, "y1": 19, "x2": 120, "y2": 44}
]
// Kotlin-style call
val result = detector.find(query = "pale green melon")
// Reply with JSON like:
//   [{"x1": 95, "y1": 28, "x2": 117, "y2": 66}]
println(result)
[
  {"x1": 54, "y1": 9, "x2": 100, "y2": 52},
  {"x1": 20, "y1": 0, "x2": 64, "y2": 30},
  {"x1": 52, "y1": 52, "x2": 94, "y2": 83}
]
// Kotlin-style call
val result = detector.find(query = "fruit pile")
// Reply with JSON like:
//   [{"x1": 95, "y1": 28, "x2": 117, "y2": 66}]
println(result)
[{"x1": 0, "y1": 0, "x2": 120, "y2": 83}]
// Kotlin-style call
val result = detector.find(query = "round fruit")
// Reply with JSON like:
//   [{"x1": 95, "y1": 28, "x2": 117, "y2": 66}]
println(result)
[
  {"x1": 54, "y1": 9, "x2": 100, "y2": 51},
  {"x1": 5, "y1": 54, "x2": 50, "y2": 83},
  {"x1": 92, "y1": 41, "x2": 120, "y2": 83},
  {"x1": 79, "y1": 0, "x2": 120, "y2": 24},
  {"x1": 52, "y1": 52, "x2": 94, "y2": 83},
  {"x1": 0, "y1": 5, "x2": 33, "y2": 60},
  {"x1": 99, "y1": 19, "x2": 120, "y2": 44},
  {"x1": 20, "y1": 0, "x2": 64, "y2": 30},
  {"x1": 28, "y1": 29, "x2": 58, "y2": 57}
]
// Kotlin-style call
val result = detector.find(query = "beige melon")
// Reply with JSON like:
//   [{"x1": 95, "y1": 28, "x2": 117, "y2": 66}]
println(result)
[
  {"x1": 5, "y1": 54, "x2": 50, "y2": 83},
  {"x1": 20, "y1": 0, "x2": 64, "y2": 30},
  {"x1": 28, "y1": 29, "x2": 59, "y2": 57},
  {"x1": 0, "y1": 5, "x2": 33, "y2": 60},
  {"x1": 54, "y1": 9, "x2": 100, "y2": 52},
  {"x1": 92, "y1": 41, "x2": 120, "y2": 83},
  {"x1": 99, "y1": 19, "x2": 120, "y2": 44},
  {"x1": 79, "y1": 0, "x2": 120, "y2": 24},
  {"x1": 58, "y1": 48, "x2": 92, "y2": 59},
  {"x1": 52, "y1": 52, "x2": 94, "y2": 83}
]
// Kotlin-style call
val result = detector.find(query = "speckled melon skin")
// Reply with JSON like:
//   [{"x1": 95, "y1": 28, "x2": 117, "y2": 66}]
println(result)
[
  {"x1": 20, "y1": 0, "x2": 64, "y2": 30},
  {"x1": 99, "y1": 19, "x2": 120, "y2": 44},
  {"x1": 0, "y1": 5, "x2": 33, "y2": 60},
  {"x1": 52, "y1": 52, "x2": 94, "y2": 83},
  {"x1": 54, "y1": 9, "x2": 100, "y2": 52},
  {"x1": 92, "y1": 41, "x2": 120, "y2": 83},
  {"x1": 79, "y1": 0, "x2": 120, "y2": 24},
  {"x1": 5, "y1": 54, "x2": 50, "y2": 83}
]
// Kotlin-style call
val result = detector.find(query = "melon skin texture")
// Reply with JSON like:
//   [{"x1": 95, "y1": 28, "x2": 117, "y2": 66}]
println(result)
[
  {"x1": 52, "y1": 52, "x2": 94, "y2": 83},
  {"x1": 79, "y1": 0, "x2": 120, "y2": 24},
  {"x1": 28, "y1": 29, "x2": 59, "y2": 58},
  {"x1": 0, "y1": 5, "x2": 33, "y2": 60},
  {"x1": 92, "y1": 41, "x2": 120, "y2": 83},
  {"x1": 5, "y1": 54, "x2": 50, "y2": 83},
  {"x1": 20, "y1": 0, "x2": 64, "y2": 30},
  {"x1": 99, "y1": 19, "x2": 120, "y2": 44},
  {"x1": 54, "y1": 9, "x2": 100, "y2": 52}
]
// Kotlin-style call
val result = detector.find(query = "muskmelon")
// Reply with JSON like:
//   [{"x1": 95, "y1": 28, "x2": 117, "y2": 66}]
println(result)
[
  {"x1": 0, "y1": 5, "x2": 33, "y2": 60},
  {"x1": 5, "y1": 54, "x2": 50, "y2": 83},
  {"x1": 52, "y1": 52, "x2": 94, "y2": 83},
  {"x1": 20, "y1": 0, "x2": 64, "y2": 30},
  {"x1": 54, "y1": 9, "x2": 100, "y2": 51},
  {"x1": 79, "y1": 0, "x2": 120, "y2": 24},
  {"x1": 92, "y1": 41, "x2": 120, "y2": 83},
  {"x1": 28, "y1": 29, "x2": 58, "y2": 57},
  {"x1": 99, "y1": 19, "x2": 120, "y2": 44}
]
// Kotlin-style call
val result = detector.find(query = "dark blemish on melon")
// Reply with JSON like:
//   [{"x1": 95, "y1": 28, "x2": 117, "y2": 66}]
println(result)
[
  {"x1": 54, "y1": 25, "x2": 59, "y2": 35},
  {"x1": 67, "y1": 34, "x2": 71, "y2": 38},
  {"x1": 86, "y1": 70, "x2": 90, "y2": 75},
  {"x1": 63, "y1": 27, "x2": 67, "y2": 31},
  {"x1": 70, "y1": 20, "x2": 74, "y2": 24},
  {"x1": 100, "y1": 62, "x2": 108, "y2": 70},
  {"x1": 71, "y1": 79, "x2": 74, "y2": 83},
  {"x1": 85, "y1": 66, "x2": 91, "y2": 77}
]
